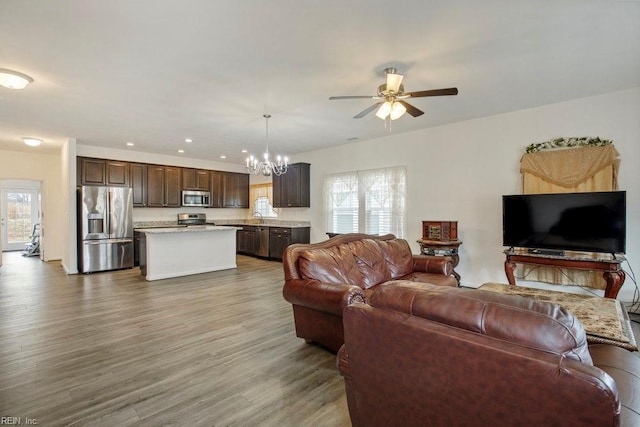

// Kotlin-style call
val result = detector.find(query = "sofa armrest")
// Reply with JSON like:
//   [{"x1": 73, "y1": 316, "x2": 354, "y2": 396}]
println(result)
[
  {"x1": 337, "y1": 344, "x2": 364, "y2": 427},
  {"x1": 283, "y1": 279, "x2": 365, "y2": 317},
  {"x1": 412, "y1": 255, "x2": 453, "y2": 276}
]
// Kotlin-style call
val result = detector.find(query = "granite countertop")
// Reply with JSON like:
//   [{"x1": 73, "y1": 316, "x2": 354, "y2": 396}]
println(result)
[
  {"x1": 215, "y1": 219, "x2": 311, "y2": 228},
  {"x1": 134, "y1": 221, "x2": 186, "y2": 229},
  {"x1": 137, "y1": 225, "x2": 241, "y2": 234},
  {"x1": 134, "y1": 219, "x2": 311, "y2": 229}
]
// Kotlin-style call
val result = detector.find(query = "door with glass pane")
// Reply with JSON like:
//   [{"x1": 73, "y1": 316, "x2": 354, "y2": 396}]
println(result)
[{"x1": 1, "y1": 188, "x2": 40, "y2": 251}]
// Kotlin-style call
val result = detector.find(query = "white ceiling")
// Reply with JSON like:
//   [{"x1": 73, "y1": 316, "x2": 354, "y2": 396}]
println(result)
[{"x1": 1, "y1": 1, "x2": 639, "y2": 163}]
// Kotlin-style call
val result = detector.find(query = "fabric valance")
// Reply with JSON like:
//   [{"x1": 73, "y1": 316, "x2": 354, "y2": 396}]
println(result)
[{"x1": 520, "y1": 145, "x2": 620, "y2": 188}]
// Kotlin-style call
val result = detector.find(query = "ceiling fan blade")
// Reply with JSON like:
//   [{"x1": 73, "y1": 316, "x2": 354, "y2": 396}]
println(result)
[
  {"x1": 353, "y1": 102, "x2": 383, "y2": 119},
  {"x1": 386, "y1": 72, "x2": 404, "y2": 93},
  {"x1": 329, "y1": 95, "x2": 378, "y2": 100},
  {"x1": 398, "y1": 101, "x2": 424, "y2": 117},
  {"x1": 407, "y1": 87, "x2": 458, "y2": 98}
]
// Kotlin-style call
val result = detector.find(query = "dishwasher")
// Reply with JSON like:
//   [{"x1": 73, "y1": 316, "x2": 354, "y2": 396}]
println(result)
[{"x1": 255, "y1": 226, "x2": 270, "y2": 257}]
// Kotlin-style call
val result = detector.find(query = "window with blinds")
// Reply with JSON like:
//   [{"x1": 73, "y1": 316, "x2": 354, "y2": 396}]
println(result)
[
  {"x1": 250, "y1": 183, "x2": 278, "y2": 218},
  {"x1": 323, "y1": 166, "x2": 406, "y2": 237}
]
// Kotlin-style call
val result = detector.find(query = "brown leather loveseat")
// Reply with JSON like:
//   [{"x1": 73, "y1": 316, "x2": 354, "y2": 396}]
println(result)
[
  {"x1": 338, "y1": 281, "x2": 640, "y2": 426},
  {"x1": 282, "y1": 233, "x2": 457, "y2": 351}
]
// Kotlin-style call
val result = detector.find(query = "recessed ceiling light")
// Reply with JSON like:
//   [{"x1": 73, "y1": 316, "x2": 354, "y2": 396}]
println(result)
[
  {"x1": 185, "y1": 138, "x2": 192, "y2": 143},
  {"x1": 220, "y1": 155, "x2": 226, "y2": 159},
  {"x1": 241, "y1": 149, "x2": 247, "y2": 153},
  {"x1": 126, "y1": 142, "x2": 134, "y2": 146},
  {"x1": 0, "y1": 69, "x2": 33, "y2": 89},
  {"x1": 22, "y1": 137, "x2": 42, "y2": 147},
  {"x1": 178, "y1": 149, "x2": 185, "y2": 153}
]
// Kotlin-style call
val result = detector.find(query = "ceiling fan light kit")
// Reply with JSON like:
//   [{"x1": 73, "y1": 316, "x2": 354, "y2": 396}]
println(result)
[
  {"x1": 246, "y1": 114, "x2": 289, "y2": 176},
  {"x1": 330, "y1": 67, "x2": 458, "y2": 121},
  {"x1": 0, "y1": 68, "x2": 33, "y2": 89}
]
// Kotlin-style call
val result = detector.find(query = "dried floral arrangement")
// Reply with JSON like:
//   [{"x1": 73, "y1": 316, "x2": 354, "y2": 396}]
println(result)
[{"x1": 525, "y1": 137, "x2": 612, "y2": 154}]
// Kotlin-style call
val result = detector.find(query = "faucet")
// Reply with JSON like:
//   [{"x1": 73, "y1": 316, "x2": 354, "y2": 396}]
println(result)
[{"x1": 253, "y1": 211, "x2": 264, "y2": 224}]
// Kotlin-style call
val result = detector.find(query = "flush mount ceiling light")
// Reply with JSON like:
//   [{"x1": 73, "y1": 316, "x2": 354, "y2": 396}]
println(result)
[
  {"x1": 0, "y1": 68, "x2": 34, "y2": 89},
  {"x1": 22, "y1": 137, "x2": 42, "y2": 147},
  {"x1": 246, "y1": 114, "x2": 288, "y2": 176}
]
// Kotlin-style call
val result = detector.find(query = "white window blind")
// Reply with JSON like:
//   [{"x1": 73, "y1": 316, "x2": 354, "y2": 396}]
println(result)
[{"x1": 323, "y1": 166, "x2": 407, "y2": 237}]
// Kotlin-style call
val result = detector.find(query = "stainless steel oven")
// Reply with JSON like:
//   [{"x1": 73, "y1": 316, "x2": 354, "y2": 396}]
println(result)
[{"x1": 181, "y1": 190, "x2": 210, "y2": 207}]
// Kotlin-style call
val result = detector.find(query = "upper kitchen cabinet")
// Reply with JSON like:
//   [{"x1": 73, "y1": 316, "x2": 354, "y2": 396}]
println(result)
[
  {"x1": 146, "y1": 165, "x2": 182, "y2": 207},
  {"x1": 209, "y1": 171, "x2": 224, "y2": 208},
  {"x1": 273, "y1": 162, "x2": 310, "y2": 208},
  {"x1": 165, "y1": 166, "x2": 182, "y2": 206},
  {"x1": 182, "y1": 168, "x2": 210, "y2": 191},
  {"x1": 78, "y1": 157, "x2": 130, "y2": 187},
  {"x1": 130, "y1": 163, "x2": 147, "y2": 207},
  {"x1": 222, "y1": 172, "x2": 249, "y2": 208}
]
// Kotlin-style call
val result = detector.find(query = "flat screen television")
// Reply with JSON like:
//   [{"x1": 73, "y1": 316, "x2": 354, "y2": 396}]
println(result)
[{"x1": 502, "y1": 191, "x2": 626, "y2": 254}]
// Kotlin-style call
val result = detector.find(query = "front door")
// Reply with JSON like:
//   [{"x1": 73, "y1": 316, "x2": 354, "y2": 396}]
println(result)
[{"x1": 1, "y1": 188, "x2": 40, "y2": 252}]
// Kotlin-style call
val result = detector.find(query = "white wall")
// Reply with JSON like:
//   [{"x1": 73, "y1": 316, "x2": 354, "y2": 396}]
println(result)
[
  {"x1": 61, "y1": 138, "x2": 77, "y2": 273},
  {"x1": 286, "y1": 87, "x2": 640, "y2": 302},
  {"x1": 0, "y1": 148, "x2": 64, "y2": 261}
]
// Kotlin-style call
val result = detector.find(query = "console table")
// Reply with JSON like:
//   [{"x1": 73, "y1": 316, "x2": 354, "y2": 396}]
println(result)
[
  {"x1": 418, "y1": 239, "x2": 462, "y2": 284},
  {"x1": 504, "y1": 249, "x2": 626, "y2": 299}
]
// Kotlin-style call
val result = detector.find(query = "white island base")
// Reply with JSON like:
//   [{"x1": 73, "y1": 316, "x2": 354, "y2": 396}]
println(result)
[{"x1": 138, "y1": 226, "x2": 240, "y2": 281}]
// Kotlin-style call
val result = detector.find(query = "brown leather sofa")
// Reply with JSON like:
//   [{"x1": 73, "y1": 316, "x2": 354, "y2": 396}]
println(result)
[
  {"x1": 282, "y1": 233, "x2": 457, "y2": 351},
  {"x1": 338, "y1": 281, "x2": 640, "y2": 427}
]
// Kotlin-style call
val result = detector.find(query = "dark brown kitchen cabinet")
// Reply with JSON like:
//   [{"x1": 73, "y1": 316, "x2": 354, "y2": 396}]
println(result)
[
  {"x1": 79, "y1": 157, "x2": 105, "y2": 185},
  {"x1": 78, "y1": 157, "x2": 129, "y2": 187},
  {"x1": 209, "y1": 171, "x2": 223, "y2": 207},
  {"x1": 78, "y1": 156, "x2": 252, "y2": 209},
  {"x1": 130, "y1": 163, "x2": 147, "y2": 207},
  {"x1": 106, "y1": 160, "x2": 130, "y2": 186},
  {"x1": 164, "y1": 166, "x2": 182, "y2": 207},
  {"x1": 182, "y1": 168, "x2": 210, "y2": 191},
  {"x1": 146, "y1": 165, "x2": 182, "y2": 207},
  {"x1": 269, "y1": 227, "x2": 310, "y2": 261},
  {"x1": 146, "y1": 165, "x2": 165, "y2": 207},
  {"x1": 273, "y1": 162, "x2": 310, "y2": 208},
  {"x1": 223, "y1": 172, "x2": 249, "y2": 208},
  {"x1": 237, "y1": 226, "x2": 256, "y2": 254}
]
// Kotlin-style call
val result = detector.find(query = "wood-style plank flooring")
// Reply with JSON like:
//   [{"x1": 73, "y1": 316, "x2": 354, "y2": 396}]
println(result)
[{"x1": 0, "y1": 252, "x2": 350, "y2": 426}]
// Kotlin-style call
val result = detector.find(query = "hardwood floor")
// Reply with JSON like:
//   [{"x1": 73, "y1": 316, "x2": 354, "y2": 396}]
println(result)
[{"x1": 0, "y1": 252, "x2": 350, "y2": 426}]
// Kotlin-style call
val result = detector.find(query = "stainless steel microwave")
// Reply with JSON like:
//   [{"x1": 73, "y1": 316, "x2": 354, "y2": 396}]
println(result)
[{"x1": 181, "y1": 190, "x2": 210, "y2": 207}]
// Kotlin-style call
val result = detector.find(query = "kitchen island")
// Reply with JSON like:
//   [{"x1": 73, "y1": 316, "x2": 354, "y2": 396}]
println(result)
[{"x1": 137, "y1": 225, "x2": 240, "y2": 281}]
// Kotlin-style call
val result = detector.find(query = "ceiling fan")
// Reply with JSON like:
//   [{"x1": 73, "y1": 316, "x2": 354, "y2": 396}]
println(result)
[{"x1": 329, "y1": 67, "x2": 458, "y2": 120}]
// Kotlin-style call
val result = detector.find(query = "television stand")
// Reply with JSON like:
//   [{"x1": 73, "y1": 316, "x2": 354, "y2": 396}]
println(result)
[{"x1": 503, "y1": 249, "x2": 626, "y2": 299}]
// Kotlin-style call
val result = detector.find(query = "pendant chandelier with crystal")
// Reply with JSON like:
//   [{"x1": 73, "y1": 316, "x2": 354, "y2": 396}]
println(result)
[{"x1": 246, "y1": 114, "x2": 288, "y2": 176}]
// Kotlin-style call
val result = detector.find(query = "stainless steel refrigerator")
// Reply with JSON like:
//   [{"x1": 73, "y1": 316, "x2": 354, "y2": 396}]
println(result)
[{"x1": 78, "y1": 186, "x2": 134, "y2": 273}]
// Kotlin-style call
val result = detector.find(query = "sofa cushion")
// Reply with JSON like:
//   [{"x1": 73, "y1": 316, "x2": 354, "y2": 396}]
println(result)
[
  {"x1": 368, "y1": 281, "x2": 593, "y2": 364},
  {"x1": 347, "y1": 240, "x2": 391, "y2": 289},
  {"x1": 376, "y1": 239, "x2": 414, "y2": 279},
  {"x1": 398, "y1": 271, "x2": 458, "y2": 287},
  {"x1": 298, "y1": 245, "x2": 364, "y2": 287}
]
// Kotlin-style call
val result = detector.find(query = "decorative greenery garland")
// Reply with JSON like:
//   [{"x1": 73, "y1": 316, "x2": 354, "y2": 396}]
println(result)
[{"x1": 525, "y1": 137, "x2": 613, "y2": 154}]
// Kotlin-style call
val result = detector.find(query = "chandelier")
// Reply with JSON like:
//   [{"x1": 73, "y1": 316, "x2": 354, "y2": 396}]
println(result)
[{"x1": 246, "y1": 114, "x2": 288, "y2": 176}]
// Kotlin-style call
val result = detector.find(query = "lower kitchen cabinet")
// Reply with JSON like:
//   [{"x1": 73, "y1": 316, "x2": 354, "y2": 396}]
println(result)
[
  {"x1": 235, "y1": 225, "x2": 310, "y2": 261},
  {"x1": 236, "y1": 226, "x2": 256, "y2": 255},
  {"x1": 269, "y1": 227, "x2": 310, "y2": 261}
]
